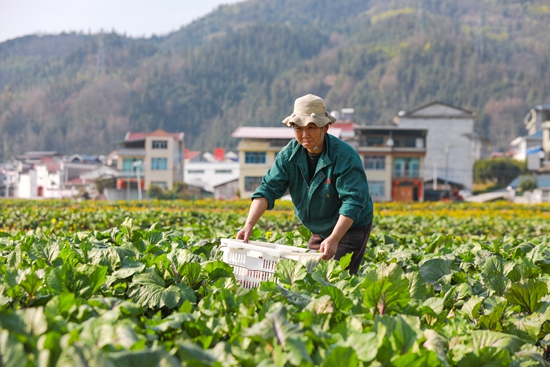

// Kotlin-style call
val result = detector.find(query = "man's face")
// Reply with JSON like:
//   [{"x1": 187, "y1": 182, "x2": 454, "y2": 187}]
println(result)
[{"x1": 293, "y1": 123, "x2": 329, "y2": 151}]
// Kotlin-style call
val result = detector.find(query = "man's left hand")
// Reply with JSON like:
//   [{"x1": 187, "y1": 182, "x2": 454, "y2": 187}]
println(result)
[{"x1": 319, "y1": 238, "x2": 339, "y2": 260}]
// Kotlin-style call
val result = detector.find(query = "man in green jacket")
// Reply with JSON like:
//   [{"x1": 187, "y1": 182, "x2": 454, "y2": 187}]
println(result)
[{"x1": 237, "y1": 94, "x2": 374, "y2": 274}]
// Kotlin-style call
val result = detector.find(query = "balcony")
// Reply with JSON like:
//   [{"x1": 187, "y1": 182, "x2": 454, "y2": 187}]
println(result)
[
  {"x1": 118, "y1": 148, "x2": 146, "y2": 157},
  {"x1": 118, "y1": 170, "x2": 145, "y2": 179},
  {"x1": 393, "y1": 169, "x2": 421, "y2": 178}
]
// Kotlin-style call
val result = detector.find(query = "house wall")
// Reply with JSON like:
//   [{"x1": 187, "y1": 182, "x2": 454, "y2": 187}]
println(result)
[
  {"x1": 543, "y1": 123, "x2": 550, "y2": 158},
  {"x1": 398, "y1": 117, "x2": 474, "y2": 190},
  {"x1": 214, "y1": 180, "x2": 239, "y2": 199},
  {"x1": 185, "y1": 161, "x2": 239, "y2": 192},
  {"x1": 363, "y1": 155, "x2": 392, "y2": 202},
  {"x1": 18, "y1": 171, "x2": 37, "y2": 198},
  {"x1": 237, "y1": 140, "x2": 279, "y2": 197},
  {"x1": 36, "y1": 165, "x2": 63, "y2": 198},
  {"x1": 145, "y1": 136, "x2": 175, "y2": 190}
]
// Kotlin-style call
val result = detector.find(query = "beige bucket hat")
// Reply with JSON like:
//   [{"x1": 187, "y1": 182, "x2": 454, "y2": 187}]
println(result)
[{"x1": 282, "y1": 94, "x2": 337, "y2": 127}]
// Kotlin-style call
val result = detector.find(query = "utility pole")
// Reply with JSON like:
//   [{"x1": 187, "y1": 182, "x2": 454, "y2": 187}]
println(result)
[
  {"x1": 133, "y1": 161, "x2": 143, "y2": 201},
  {"x1": 445, "y1": 143, "x2": 450, "y2": 192},
  {"x1": 433, "y1": 160, "x2": 437, "y2": 190}
]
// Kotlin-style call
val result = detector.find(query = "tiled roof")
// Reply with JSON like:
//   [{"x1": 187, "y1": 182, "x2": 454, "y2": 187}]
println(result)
[{"x1": 125, "y1": 129, "x2": 184, "y2": 141}]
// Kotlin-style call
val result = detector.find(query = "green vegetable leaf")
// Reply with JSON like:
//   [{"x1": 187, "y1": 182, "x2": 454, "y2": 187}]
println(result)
[
  {"x1": 461, "y1": 295, "x2": 484, "y2": 321},
  {"x1": 363, "y1": 263, "x2": 410, "y2": 315},
  {"x1": 0, "y1": 330, "x2": 29, "y2": 367},
  {"x1": 319, "y1": 285, "x2": 354, "y2": 312},
  {"x1": 111, "y1": 259, "x2": 146, "y2": 279},
  {"x1": 419, "y1": 258, "x2": 452, "y2": 285},
  {"x1": 128, "y1": 270, "x2": 196, "y2": 309},
  {"x1": 57, "y1": 343, "x2": 116, "y2": 367},
  {"x1": 375, "y1": 315, "x2": 420, "y2": 356},
  {"x1": 469, "y1": 330, "x2": 524, "y2": 354},
  {"x1": 29, "y1": 239, "x2": 61, "y2": 266},
  {"x1": 275, "y1": 259, "x2": 307, "y2": 285},
  {"x1": 478, "y1": 296, "x2": 507, "y2": 331},
  {"x1": 342, "y1": 331, "x2": 378, "y2": 362},
  {"x1": 504, "y1": 279, "x2": 548, "y2": 314},
  {"x1": 20, "y1": 271, "x2": 42, "y2": 299},
  {"x1": 321, "y1": 346, "x2": 358, "y2": 367},
  {"x1": 503, "y1": 315, "x2": 543, "y2": 344},
  {"x1": 457, "y1": 347, "x2": 511, "y2": 367}
]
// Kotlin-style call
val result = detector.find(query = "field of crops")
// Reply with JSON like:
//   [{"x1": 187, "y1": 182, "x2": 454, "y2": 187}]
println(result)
[{"x1": 1, "y1": 199, "x2": 550, "y2": 366}]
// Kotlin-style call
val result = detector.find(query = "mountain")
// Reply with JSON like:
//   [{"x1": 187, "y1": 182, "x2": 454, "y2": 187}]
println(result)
[{"x1": 1, "y1": 0, "x2": 549, "y2": 161}]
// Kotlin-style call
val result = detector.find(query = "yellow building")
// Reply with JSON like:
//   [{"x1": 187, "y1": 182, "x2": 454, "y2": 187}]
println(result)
[{"x1": 116, "y1": 129, "x2": 185, "y2": 191}]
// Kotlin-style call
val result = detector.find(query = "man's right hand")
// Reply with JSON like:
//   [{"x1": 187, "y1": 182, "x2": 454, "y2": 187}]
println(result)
[{"x1": 236, "y1": 226, "x2": 253, "y2": 243}]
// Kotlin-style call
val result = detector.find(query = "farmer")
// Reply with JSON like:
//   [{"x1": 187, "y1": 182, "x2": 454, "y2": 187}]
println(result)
[{"x1": 236, "y1": 94, "x2": 373, "y2": 274}]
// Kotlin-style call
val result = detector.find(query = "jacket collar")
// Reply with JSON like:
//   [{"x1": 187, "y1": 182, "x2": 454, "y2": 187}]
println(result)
[{"x1": 289, "y1": 134, "x2": 333, "y2": 170}]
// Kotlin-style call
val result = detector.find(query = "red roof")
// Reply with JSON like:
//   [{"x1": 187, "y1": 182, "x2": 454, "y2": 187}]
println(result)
[
  {"x1": 46, "y1": 163, "x2": 61, "y2": 173},
  {"x1": 185, "y1": 150, "x2": 202, "y2": 160},
  {"x1": 125, "y1": 129, "x2": 184, "y2": 141},
  {"x1": 332, "y1": 122, "x2": 360, "y2": 131}
]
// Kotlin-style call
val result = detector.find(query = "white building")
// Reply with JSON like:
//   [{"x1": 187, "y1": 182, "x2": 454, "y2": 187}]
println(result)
[
  {"x1": 393, "y1": 101, "x2": 486, "y2": 191},
  {"x1": 184, "y1": 160, "x2": 240, "y2": 193}
]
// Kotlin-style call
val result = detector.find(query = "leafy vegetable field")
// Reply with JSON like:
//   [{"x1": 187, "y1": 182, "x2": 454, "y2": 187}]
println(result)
[{"x1": 1, "y1": 199, "x2": 550, "y2": 366}]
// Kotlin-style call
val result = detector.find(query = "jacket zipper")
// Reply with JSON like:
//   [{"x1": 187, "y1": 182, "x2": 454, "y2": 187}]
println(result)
[{"x1": 298, "y1": 166, "x2": 311, "y2": 224}]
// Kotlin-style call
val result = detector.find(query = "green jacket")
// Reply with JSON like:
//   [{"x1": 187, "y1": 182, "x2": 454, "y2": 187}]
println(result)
[{"x1": 251, "y1": 134, "x2": 373, "y2": 238}]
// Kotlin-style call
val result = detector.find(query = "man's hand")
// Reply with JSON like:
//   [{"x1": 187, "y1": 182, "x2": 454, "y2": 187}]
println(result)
[
  {"x1": 319, "y1": 215, "x2": 354, "y2": 260},
  {"x1": 236, "y1": 225, "x2": 253, "y2": 243},
  {"x1": 319, "y1": 237, "x2": 339, "y2": 260},
  {"x1": 236, "y1": 197, "x2": 268, "y2": 244}
]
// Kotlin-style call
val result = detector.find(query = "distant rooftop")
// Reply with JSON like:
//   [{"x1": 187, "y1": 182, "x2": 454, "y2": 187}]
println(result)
[{"x1": 125, "y1": 129, "x2": 184, "y2": 141}]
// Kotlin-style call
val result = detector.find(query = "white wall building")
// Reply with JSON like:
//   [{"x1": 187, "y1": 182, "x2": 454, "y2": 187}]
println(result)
[
  {"x1": 184, "y1": 161, "x2": 240, "y2": 193},
  {"x1": 393, "y1": 101, "x2": 484, "y2": 191}
]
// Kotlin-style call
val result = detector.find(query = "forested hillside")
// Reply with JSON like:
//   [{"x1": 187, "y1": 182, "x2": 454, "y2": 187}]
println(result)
[{"x1": 1, "y1": 0, "x2": 549, "y2": 160}]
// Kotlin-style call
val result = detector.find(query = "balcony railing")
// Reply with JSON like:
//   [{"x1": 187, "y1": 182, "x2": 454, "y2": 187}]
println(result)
[
  {"x1": 118, "y1": 170, "x2": 145, "y2": 179},
  {"x1": 393, "y1": 169, "x2": 420, "y2": 178}
]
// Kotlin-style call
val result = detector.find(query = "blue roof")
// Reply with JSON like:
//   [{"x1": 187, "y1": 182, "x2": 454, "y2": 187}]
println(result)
[
  {"x1": 526, "y1": 145, "x2": 543, "y2": 155},
  {"x1": 508, "y1": 174, "x2": 550, "y2": 189}
]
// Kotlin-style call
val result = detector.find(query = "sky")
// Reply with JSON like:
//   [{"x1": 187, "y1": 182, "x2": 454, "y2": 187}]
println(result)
[{"x1": 0, "y1": 0, "x2": 245, "y2": 43}]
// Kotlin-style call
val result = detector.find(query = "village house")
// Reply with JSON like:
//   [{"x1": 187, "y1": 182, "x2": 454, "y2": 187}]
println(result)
[
  {"x1": 184, "y1": 148, "x2": 240, "y2": 197},
  {"x1": 393, "y1": 101, "x2": 490, "y2": 191},
  {"x1": 353, "y1": 127, "x2": 427, "y2": 202},
  {"x1": 115, "y1": 129, "x2": 185, "y2": 192}
]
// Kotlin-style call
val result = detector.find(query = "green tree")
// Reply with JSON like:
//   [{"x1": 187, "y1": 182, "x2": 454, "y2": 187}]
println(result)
[
  {"x1": 518, "y1": 175, "x2": 538, "y2": 192},
  {"x1": 474, "y1": 158, "x2": 525, "y2": 186}
]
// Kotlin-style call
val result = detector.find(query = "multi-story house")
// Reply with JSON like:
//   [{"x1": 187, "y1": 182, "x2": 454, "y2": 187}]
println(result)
[
  {"x1": 231, "y1": 126, "x2": 343, "y2": 197},
  {"x1": 509, "y1": 105, "x2": 550, "y2": 171},
  {"x1": 353, "y1": 127, "x2": 427, "y2": 202},
  {"x1": 116, "y1": 129, "x2": 185, "y2": 191},
  {"x1": 393, "y1": 101, "x2": 486, "y2": 191}
]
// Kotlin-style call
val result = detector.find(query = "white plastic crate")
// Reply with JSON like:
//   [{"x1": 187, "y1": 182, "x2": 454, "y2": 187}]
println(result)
[{"x1": 219, "y1": 239, "x2": 323, "y2": 289}]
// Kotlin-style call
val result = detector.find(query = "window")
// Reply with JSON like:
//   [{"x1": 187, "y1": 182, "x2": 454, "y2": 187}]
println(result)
[
  {"x1": 244, "y1": 176, "x2": 263, "y2": 191},
  {"x1": 188, "y1": 169, "x2": 204, "y2": 174},
  {"x1": 123, "y1": 158, "x2": 143, "y2": 172},
  {"x1": 368, "y1": 181, "x2": 385, "y2": 198},
  {"x1": 151, "y1": 181, "x2": 167, "y2": 189},
  {"x1": 151, "y1": 158, "x2": 168, "y2": 170},
  {"x1": 404, "y1": 137, "x2": 416, "y2": 148},
  {"x1": 394, "y1": 158, "x2": 420, "y2": 178},
  {"x1": 366, "y1": 136, "x2": 384, "y2": 147},
  {"x1": 364, "y1": 156, "x2": 385, "y2": 170},
  {"x1": 215, "y1": 169, "x2": 232, "y2": 174},
  {"x1": 152, "y1": 140, "x2": 168, "y2": 149},
  {"x1": 245, "y1": 152, "x2": 266, "y2": 164}
]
